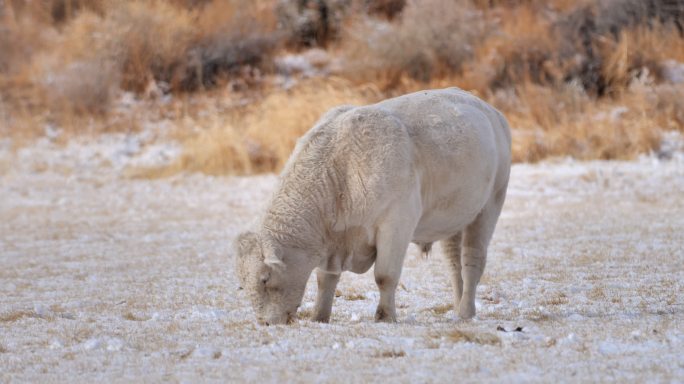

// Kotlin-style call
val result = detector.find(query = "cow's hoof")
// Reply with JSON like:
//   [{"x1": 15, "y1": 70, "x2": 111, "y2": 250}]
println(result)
[
  {"x1": 312, "y1": 314, "x2": 331, "y2": 323},
  {"x1": 458, "y1": 301, "x2": 476, "y2": 319},
  {"x1": 374, "y1": 307, "x2": 396, "y2": 323}
]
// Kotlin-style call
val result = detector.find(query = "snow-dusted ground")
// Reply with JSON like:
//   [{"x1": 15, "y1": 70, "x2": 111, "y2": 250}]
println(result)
[{"x1": 1, "y1": 138, "x2": 683, "y2": 383}]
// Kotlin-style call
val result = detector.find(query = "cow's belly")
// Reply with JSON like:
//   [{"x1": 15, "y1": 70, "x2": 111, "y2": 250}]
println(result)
[
  {"x1": 412, "y1": 185, "x2": 490, "y2": 242},
  {"x1": 412, "y1": 209, "x2": 479, "y2": 242}
]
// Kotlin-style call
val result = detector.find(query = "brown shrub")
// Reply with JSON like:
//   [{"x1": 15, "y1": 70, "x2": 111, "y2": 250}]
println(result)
[
  {"x1": 555, "y1": 0, "x2": 684, "y2": 95},
  {"x1": 363, "y1": 0, "x2": 406, "y2": 19},
  {"x1": 5, "y1": 0, "x2": 280, "y2": 122},
  {"x1": 276, "y1": 0, "x2": 353, "y2": 48},
  {"x1": 599, "y1": 25, "x2": 684, "y2": 95},
  {"x1": 497, "y1": 82, "x2": 666, "y2": 162},
  {"x1": 462, "y1": 4, "x2": 559, "y2": 93},
  {"x1": 178, "y1": 1, "x2": 279, "y2": 91},
  {"x1": 342, "y1": 0, "x2": 487, "y2": 87}
]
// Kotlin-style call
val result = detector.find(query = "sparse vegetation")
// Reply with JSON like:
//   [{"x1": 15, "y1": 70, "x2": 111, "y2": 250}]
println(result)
[
  {"x1": 1, "y1": 0, "x2": 683, "y2": 174},
  {"x1": 374, "y1": 349, "x2": 406, "y2": 358},
  {"x1": 445, "y1": 329, "x2": 502, "y2": 346}
]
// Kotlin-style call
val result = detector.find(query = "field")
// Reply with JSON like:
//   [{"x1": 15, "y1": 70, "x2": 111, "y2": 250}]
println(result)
[
  {"x1": 1, "y1": 139, "x2": 683, "y2": 382},
  {"x1": 2, "y1": 0, "x2": 684, "y2": 382}
]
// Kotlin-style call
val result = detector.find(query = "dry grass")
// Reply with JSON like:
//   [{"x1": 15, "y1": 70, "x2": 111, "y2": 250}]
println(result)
[
  {"x1": 373, "y1": 349, "x2": 406, "y2": 358},
  {"x1": 427, "y1": 304, "x2": 453, "y2": 315},
  {"x1": 136, "y1": 78, "x2": 378, "y2": 176},
  {"x1": 344, "y1": 293, "x2": 367, "y2": 301},
  {"x1": 0, "y1": 310, "x2": 35, "y2": 323},
  {"x1": 2, "y1": 0, "x2": 684, "y2": 174},
  {"x1": 445, "y1": 330, "x2": 502, "y2": 346},
  {"x1": 122, "y1": 311, "x2": 151, "y2": 322}
]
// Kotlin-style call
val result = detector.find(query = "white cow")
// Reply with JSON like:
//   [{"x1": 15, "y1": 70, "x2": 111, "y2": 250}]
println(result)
[{"x1": 235, "y1": 87, "x2": 511, "y2": 325}]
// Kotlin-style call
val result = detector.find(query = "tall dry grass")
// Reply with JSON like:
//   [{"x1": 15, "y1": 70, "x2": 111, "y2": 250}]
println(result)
[
  {"x1": 2, "y1": 0, "x2": 684, "y2": 173},
  {"x1": 143, "y1": 78, "x2": 379, "y2": 176}
]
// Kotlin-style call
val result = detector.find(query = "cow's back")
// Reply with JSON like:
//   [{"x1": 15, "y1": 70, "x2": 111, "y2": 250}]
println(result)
[{"x1": 329, "y1": 88, "x2": 511, "y2": 242}]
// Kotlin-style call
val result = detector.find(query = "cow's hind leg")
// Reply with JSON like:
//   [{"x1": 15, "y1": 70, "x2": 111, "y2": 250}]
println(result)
[
  {"x1": 459, "y1": 187, "x2": 507, "y2": 319},
  {"x1": 442, "y1": 232, "x2": 464, "y2": 312},
  {"x1": 312, "y1": 270, "x2": 340, "y2": 323}
]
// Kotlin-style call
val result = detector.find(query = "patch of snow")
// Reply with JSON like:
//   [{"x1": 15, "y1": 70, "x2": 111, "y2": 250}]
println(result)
[
  {"x1": 33, "y1": 304, "x2": 50, "y2": 318},
  {"x1": 189, "y1": 307, "x2": 229, "y2": 321},
  {"x1": 48, "y1": 340, "x2": 64, "y2": 350},
  {"x1": 193, "y1": 346, "x2": 220, "y2": 358},
  {"x1": 82, "y1": 338, "x2": 102, "y2": 351},
  {"x1": 661, "y1": 60, "x2": 684, "y2": 84}
]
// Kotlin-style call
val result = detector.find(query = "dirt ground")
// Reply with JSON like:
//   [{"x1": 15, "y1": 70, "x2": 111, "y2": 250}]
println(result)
[{"x1": 1, "y1": 140, "x2": 683, "y2": 382}]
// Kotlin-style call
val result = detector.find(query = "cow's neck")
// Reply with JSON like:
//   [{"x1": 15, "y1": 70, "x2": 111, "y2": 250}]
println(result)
[{"x1": 261, "y1": 172, "x2": 330, "y2": 251}]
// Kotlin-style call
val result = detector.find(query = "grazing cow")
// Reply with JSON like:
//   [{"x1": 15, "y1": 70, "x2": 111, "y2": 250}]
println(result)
[{"x1": 235, "y1": 87, "x2": 511, "y2": 325}]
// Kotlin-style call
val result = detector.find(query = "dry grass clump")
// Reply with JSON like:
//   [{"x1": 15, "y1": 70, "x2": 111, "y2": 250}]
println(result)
[
  {"x1": 460, "y1": 4, "x2": 558, "y2": 92},
  {"x1": 363, "y1": 0, "x2": 406, "y2": 19},
  {"x1": 446, "y1": 329, "x2": 502, "y2": 346},
  {"x1": 276, "y1": 0, "x2": 353, "y2": 48},
  {"x1": 497, "y1": 82, "x2": 668, "y2": 162},
  {"x1": 373, "y1": 349, "x2": 406, "y2": 358},
  {"x1": 599, "y1": 25, "x2": 684, "y2": 94},
  {"x1": 428, "y1": 303, "x2": 453, "y2": 315},
  {"x1": 343, "y1": 0, "x2": 487, "y2": 87},
  {"x1": 555, "y1": 0, "x2": 684, "y2": 96},
  {"x1": 275, "y1": 0, "x2": 408, "y2": 49},
  {"x1": 0, "y1": 310, "x2": 34, "y2": 323}
]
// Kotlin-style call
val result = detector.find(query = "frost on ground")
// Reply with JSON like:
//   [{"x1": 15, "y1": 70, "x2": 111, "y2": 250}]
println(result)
[{"x1": 0, "y1": 139, "x2": 683, "y2": 383}]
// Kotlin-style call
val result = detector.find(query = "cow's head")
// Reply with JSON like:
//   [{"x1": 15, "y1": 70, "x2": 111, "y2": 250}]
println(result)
[{"x1": 234, "y1": 231, "x2": 310, "y2": 325}]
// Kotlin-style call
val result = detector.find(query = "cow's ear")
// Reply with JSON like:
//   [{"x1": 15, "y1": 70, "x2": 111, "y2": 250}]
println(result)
[
  {"x1": 235, "y1": 231, "x2": 258, "y2": 258},
  {"x1": 261, "y1": 237, "x2": 286, "y2": 272}
]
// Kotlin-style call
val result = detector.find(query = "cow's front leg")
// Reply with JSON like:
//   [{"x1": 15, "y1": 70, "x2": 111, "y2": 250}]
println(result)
[
  {"x1": 373, "y1": 216, "x2": 416, "y2": 323},
  {"x1": 312, "y1": 269, "x2": 340, "y2": 323}
]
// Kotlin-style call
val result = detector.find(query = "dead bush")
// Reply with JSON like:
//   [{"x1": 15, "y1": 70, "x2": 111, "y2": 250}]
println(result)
[
  {"x1": 3, "y1": 0, "x2": 106, "y2": 24},
  {"x1": 343, "y1": 0, "x2": 487, "y2": 87},
  {"x1": 277, "y1": 0, "x2": 353, "y2": 48},
  {"x1": 556, "y1": 0, "x2": 684, "y2": 95},
  {"x1": 37, "y1": 1, "x2": 279, "y2": 94},
  {"x1": 464, "y1": 5, "x2": 559, "y2": 92},
  {"x1": 363, "y1": 0, "x2": 406, "y2": 19}
]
